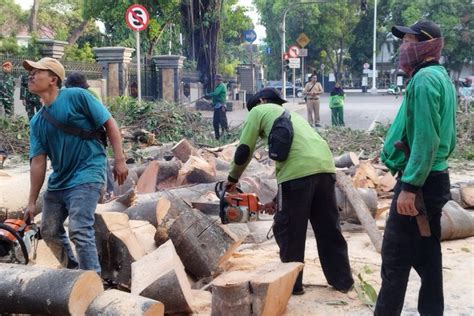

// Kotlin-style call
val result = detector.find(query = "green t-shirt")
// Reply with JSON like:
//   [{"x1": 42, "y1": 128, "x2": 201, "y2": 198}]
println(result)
[
  {"x1": 381, "y1": 65, "x2": 456, "y2": 187},
  {"x1": 207, "y1": 82, "x2": 227, "y2": 105},
  {"x1": 229, "y1": 103, "x2": 335, "y2": 184}
]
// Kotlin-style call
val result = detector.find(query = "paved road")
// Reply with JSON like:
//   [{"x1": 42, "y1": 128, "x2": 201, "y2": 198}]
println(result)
[{"x1": 201, "y1": 93, "x2": 402, "y2": 131}]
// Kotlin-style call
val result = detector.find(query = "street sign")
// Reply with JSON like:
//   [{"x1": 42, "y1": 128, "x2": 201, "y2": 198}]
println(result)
[
  {"x1": 288, "y1": 45, "x2": 300, "y2": 58},
  {"x1": 299, "y1": 49, "x2": 308, "y2": 57},
  {"x1": 296, "y1": 33, "x2": 310, "y2": 48},
  {"x1": 243, "y1": 30, "x2": 257, "y2": 43},
  {"x1": 363, "y1": 62, "x2": 370, "y2": 69},
  {"x1": 125, "y1": 4, "x2": 150, "y2": 31},
  {"x1": 266, "y1": 47, "x2": 272, "y2": 55},
  {"x1": 288, "y1": 58, "x2": 300, "y2": 69}
]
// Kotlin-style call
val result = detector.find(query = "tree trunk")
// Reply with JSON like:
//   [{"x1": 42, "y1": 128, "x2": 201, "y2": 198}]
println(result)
[
  {"x1": 28, "y1": 0, "x2": 40, "y2": 34},
  {"x1": 86, "y1": 289, "x2": 164, "y2": 316},
  {"x1": 168, "y1": 209, "x2": 245, "y2": 279},
  {"x1": 335, "y1": 170, "x2": 383, "y2": 252},
  {"x1": 0, "y1": 263, "x2": 103, "y2": 315},
  {"x1": 94, "y1": 211, "x2": 146, "y2": 289},
  {"x1": 67, "y1": 19, "x2": 90, "y2": 46}
]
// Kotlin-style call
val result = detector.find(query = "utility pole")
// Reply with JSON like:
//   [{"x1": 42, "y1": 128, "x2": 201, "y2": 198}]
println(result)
[{"x1": 370, "y1": 0, "x2": 378, "y2": 94}]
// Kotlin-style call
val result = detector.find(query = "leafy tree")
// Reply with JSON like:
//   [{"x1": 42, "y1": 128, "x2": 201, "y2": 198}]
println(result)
[{"x1": 0, "y1": 0, "x2": 28, "y2": 37}]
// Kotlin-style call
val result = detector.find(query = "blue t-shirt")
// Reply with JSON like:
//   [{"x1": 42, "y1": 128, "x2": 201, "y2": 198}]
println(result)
[{"x1": 29, "y1": 88, "x2": 111, "y2": 191}]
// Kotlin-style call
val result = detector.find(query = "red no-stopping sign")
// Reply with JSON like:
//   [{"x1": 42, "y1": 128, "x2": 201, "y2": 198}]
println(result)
[{"x1": 125, "y1": 4, "x2": 150, "y2": 31}]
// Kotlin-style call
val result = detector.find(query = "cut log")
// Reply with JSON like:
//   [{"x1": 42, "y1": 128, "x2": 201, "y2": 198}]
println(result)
[
  {"x1": 96, "y1": 189, "x2": 137, "y2": 213},
  {"x1": 441, "y1": 201, "x2": 474, "y2": 241},
  {"x1": 450, "y1": 188, "x2": 466, "y2": 208},
  {"x1": 334, "y1": 152, "x2": 359, "y2": 168},
  {"x1": 378, "y1": 172, "x2": 397, "y2": 192},
  {"x1": 211, "y1": 262, "x2": 304, "y2": 316},
  {"x1": 136, "y1": 161, "x2": 160, "y2": 193},
  {"x1": 336, "y1": 187, "x2": 378, "y2": 223},
  {"x1": 94, "y1": 211, "x2": 146, "y2": 288},
  {"x1": 131, "y1": 240, "x2": 194, "y2": 314},
  {"x1": 172, "y1": 138, "x2": 198, "y2": 163},
  {"x1": 250, "y1": 262, "x2": 304, "y2": 316},
  {"x1": 86, "y1": 289, "x2": 164, "y2": 316},
  {"x1": 130, "y1": 220, "x2": 158, "y2": 254},
  {"x1": 157, "y1": 160, "x2": 181, "y2": 182},
  {"x1": 335, "y1": 170, "x2": 383, "y2": 252},
  {"x1": 0, "y1": 263, "x2": 103, "y2": 315},
  {"x1": 460, "y1": 186, "x2": 474, "y2": 208},
  {"x1": 168, "y1": 210, "x2": 246, "y2": 278},
  {"x1": 211, "y1": 271, "x2": 253, "y2": 316},
  {"x1": 154, "y1": 198, "x2": 172, "y2": 247},
  {"x1": 177, "y1": 155, "x2": 217, "y2": 185}
]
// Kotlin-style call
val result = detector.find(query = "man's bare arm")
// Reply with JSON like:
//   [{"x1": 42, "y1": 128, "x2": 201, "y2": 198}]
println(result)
[
  {"x1": 103, "y1": 117, "x2": 128, "y2": 185},
  {"x1": 25, "y1": 154, "x2": 47, "y2": 221}
]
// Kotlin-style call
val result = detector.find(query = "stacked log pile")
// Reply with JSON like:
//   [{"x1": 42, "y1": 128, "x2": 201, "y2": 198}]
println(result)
[{"x1": 1, "y1": 140, "x2": 473, "y2": 315}]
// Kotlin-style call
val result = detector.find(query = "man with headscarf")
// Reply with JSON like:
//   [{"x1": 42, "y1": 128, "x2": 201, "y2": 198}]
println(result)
[
  {"x1": 375, "y1": 20, "x2": 456, "y2": 316},
  {"x1": 0, "y1": 61, "x2": 15, "y2": 117},
  {"x1": 223, "y1": 87, "x2": 354, "y2": 296}
]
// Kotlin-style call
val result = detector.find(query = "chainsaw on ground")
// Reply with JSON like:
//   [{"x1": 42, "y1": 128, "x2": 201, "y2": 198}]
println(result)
[
  {"x1": 0, "y1": 218, "x2": 40, "y2": 264},
  {"x1": 215, "y1": 181, "x2": 264, "y2": 224}
]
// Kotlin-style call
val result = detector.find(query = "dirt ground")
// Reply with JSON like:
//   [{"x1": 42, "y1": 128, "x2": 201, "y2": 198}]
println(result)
[{"x1": 1, "y1": 160, "x2": 473, "y2": 315}]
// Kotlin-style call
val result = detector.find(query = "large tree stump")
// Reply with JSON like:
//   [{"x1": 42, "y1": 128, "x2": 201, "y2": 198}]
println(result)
[
  {"x1": 86, "y1": 289, "x2": 164, "y2": 316},
  {"x1": 172, "y1": 138, "x2": 198, "y2": 163},
  {"x1": 94, "y1": 211, "x2": 146, "y2": 288},
  {"x1": 211, "y1": 262, "x2": 303, "y2": 316},
  {"x1": 335, "y1": 170, "x2": 383, "y2": 252},
  {"x1": 0, "y1": 263, "x2": 103, "y2": 315},
  {"x1": 211, "y1": 271, "x2": 252, "y2": 316},
  {"x1": 441, "y1": 201, "x2": 474, "y2": 240},
  {"x1": 168, "y1": 210, "x2": 246, "y2": 278},
  {"x1": 130, "y1": 220, "x2": 158, "y2": 254},
  {"x1": 131, "y1": 240, "x2": 194, "y2": 314},
  {"x1": 250, "y1": 262, "x2": 304, "y2": 316}
]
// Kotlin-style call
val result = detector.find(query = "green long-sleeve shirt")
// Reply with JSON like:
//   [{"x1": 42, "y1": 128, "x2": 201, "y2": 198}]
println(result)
[
  {"x1": 381, "y1": 65, "x2": 456, "y2": 190},
  {"x1": 207, "y1": 82, "x2": 227, "y2": 106},
  {"x1": 229, "y1": 103, "x2": 335, "y2": 184}
]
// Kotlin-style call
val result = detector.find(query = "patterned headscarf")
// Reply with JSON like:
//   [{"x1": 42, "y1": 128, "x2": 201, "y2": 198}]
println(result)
[{"x1": 399, "y1": 37, "x2": 444, "y2": 77}]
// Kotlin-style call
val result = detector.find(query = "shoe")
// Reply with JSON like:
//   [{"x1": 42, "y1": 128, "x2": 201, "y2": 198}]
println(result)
[
  {"x1": 292, "y1": 287, "x2": 305, "y2": 295},
  {"x1": 333, "y1": 284, "x2": 353, "y2": 293},
  {"x1": 314, "y1": 123, "x2": 321, "y2": 127}
]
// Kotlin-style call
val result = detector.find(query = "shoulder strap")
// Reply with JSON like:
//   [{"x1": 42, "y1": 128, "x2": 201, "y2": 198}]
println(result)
[
  {"x1": 41, "y1": 108, "x2": 101, "y2": 141},
  {"x1": 281, "y1": 108, "x2": 291, "y2": 119}
]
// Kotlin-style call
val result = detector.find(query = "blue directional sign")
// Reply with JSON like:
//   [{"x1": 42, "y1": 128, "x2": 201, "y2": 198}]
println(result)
[
  {"x1": 243, "y1": 29, "x2": 257, "y2": 43},
  {"x1": 266, "y1": 47, "x2": 272, "y2": 55}
]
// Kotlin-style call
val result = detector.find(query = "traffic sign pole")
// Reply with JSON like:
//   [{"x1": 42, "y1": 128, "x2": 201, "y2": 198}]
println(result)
[
  {"x1": 136, "y1": 30, "x2": 141, "y2": 103},
  {"x1": 125, "y1": 4, "x2": 150, "y2": 104}
]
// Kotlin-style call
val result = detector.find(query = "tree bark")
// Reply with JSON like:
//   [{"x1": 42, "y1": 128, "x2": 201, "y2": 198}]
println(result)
[
  {"x1": 67, "y1": 19, "x2": 90, "y2": 45},
  {"x1": 0, "y1": 263, "x2": 103, "y2": 315},
  {"x1": 28, "y1": 0, "x2": 40, "y2": 34}
]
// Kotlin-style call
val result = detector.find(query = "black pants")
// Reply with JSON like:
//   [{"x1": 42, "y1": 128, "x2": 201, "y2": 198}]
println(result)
[
  {"x1": 375, "y1": 171, "x2": 451, "y2": 316},
  {"x1": 213, "y1": 106, "x2": 228, "y2": 139},
  {"x1": 273, "y1": 173, "x2": 354, "y2": 292}
]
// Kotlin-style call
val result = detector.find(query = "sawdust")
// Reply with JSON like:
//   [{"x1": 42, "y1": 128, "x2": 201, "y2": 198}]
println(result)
[{"x1": 1, "y1": 161, "x2": 473, "y2": 315}]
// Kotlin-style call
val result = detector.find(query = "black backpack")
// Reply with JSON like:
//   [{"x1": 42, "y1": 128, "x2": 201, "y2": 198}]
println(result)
[{"x1": 268, "y1": 109, "x2": 294, "y2": 161}]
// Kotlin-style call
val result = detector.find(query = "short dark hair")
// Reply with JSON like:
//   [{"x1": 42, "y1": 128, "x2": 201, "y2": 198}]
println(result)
[{"x1": 65, "y1": 72, "x2": 89, "y2": 89}]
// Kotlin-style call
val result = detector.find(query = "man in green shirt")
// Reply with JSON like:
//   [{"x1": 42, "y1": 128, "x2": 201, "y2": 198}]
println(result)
[
  {"x1": 375, "y1": 20, "x2": 456, "y2": 316},
  {"x1": 0, "y1": 61, "x2": 15, "y2": 117},
  {"x1": 205, "y1": 74, "x2": 228, "y2": 139},
  {"x1": 224, "y1": 87, "x2": 354, "y2": 295}
]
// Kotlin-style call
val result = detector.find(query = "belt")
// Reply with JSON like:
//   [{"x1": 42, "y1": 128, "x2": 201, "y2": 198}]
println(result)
[{"x1": 307, "y1": 97, "x2": 319, "y2": 100}]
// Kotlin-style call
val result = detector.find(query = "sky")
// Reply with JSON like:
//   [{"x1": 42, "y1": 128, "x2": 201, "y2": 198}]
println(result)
[{"x1": 14, "y1": 0, "x2": 266, "y2": 43}]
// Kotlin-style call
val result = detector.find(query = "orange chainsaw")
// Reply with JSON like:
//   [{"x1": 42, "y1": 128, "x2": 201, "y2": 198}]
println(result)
[
  {"x1": 0, "y1": 218, "x2": 40, "y2": 264},
  {"x1": 215, "y1": 181, "x2": 264, "y2": 224}
]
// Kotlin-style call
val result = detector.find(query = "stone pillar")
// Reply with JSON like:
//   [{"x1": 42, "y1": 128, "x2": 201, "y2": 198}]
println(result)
[
  {"x1": 93, "y1": 47, "x2": 134, "y2": 98},
  {"x1": 37, "y1": 39, "x2": 68, "y2": 59},
  {"x1": 152, "y1": 55, "x2": 186, "y2": 103}
]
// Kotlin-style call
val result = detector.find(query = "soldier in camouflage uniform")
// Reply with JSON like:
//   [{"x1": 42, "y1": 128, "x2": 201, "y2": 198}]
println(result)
[
  {"x1": 20, "y1": 73, "x2": 42, "y2": 120},
  {"x1": 0, "y1": 61, "x2": 15, "y2": 117}
]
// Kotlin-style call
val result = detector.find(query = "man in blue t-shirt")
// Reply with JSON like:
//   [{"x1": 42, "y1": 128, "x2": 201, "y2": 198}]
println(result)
[{"x1": 23, "y1": 57, "x2": 128, "y2": 274}]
